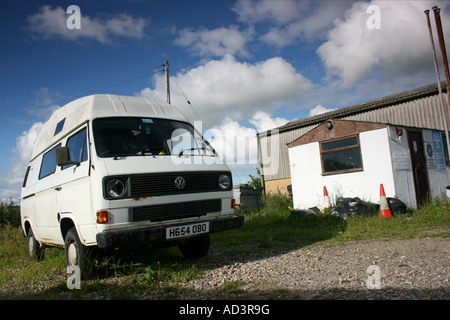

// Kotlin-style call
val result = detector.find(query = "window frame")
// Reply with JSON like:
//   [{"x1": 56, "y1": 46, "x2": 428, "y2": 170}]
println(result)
[
  {"x1": 22, "y1": 166, "x2": 31, "y2": 188},
  {"x1": 440, "y1": 132, "x2": 450, "y2": 166},
  {"x1": 54, "y1": 118, "x2": 66, "y2": 136},
  {"x1": 62, "y1": 127, "x2": 88, "y2": 170},
  {"x1": 38, "y1": 144, "x2": 61, "y2": 180},
  {"x1": 320, "y1": 134, "x2": 363, "y2": 175}
]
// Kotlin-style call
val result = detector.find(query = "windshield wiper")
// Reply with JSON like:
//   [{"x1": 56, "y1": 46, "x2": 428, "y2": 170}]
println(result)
[
  {"x1": 137, "y1": 146, "x2": 166, "y2": 156},
  {"x1": 113, "y1": 153, "x2": 128, "y2": 160},
  {"x1": 178, "y1": 147, "x2": 215, "y2": 157}
]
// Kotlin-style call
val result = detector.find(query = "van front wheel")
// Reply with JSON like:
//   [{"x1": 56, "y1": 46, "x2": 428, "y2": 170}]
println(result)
[{"x1": 64, "y1": 227, "x2": 94, "y2": 279}]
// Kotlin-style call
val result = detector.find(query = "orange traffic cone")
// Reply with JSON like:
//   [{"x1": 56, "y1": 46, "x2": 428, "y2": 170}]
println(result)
[
  {"x1": 379, "y1": 184, "x2": 392, "y2": 218},
  {"x1": 323, "y1": 186, "x2": 331, "y2": 210}
]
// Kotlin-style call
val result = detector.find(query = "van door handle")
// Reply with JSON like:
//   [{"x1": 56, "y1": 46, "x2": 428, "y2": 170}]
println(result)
[{"x1": 55, "y1": 187, "x2": 62, "y2": 191}]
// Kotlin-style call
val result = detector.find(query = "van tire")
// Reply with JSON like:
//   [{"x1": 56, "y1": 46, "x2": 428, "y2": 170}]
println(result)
[
  {"x1": 178, "y1": 234, "x2": 210, "y2": 259},
  {"x1": 64, "y1": 227, "x2": 94, "y2": 280},
  {"x1": 27, "y1": 228, "x2": 44, "y2": 261}
]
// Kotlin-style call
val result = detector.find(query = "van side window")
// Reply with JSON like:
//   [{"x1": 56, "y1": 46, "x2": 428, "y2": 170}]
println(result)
[
  {"x1": 63, "y1": 128, "x2": 88, "y2": 170},
  {"x1": 23, "y1": 166, "x2": 31, "y2": 187},
  {"x1": 39, "y1": 144, "x2": 61, "y2": 179},
  {"x1": 54, "y1": 118, "x2": 66, "y2": 136}
]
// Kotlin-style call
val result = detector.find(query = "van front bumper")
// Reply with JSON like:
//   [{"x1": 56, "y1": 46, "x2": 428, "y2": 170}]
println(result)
[{"x1": 96, "y1": 214, "x2": 244, "y2": 250}]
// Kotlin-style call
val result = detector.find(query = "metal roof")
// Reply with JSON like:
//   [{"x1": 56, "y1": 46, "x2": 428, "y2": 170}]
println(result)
[{"x1": 263, "y1": 81, "x2": 447, "y2": 135}]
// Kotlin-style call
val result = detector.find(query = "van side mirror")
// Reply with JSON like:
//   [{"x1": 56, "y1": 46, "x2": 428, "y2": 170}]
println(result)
[{"x1": 55, "y1": 147, "x2": 80, "y2": 167}]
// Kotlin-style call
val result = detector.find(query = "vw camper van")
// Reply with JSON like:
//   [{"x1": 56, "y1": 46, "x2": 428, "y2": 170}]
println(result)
[{"x1": 20, "y1": 94, "x2": 243, "y2": 278}]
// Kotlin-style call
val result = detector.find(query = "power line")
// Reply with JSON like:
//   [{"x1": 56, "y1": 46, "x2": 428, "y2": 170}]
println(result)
[
  {"x1": 172, "y1": 76, "x2": 201, "y2": 121},
  {"x1": 0, "y1": 66, "x2": 163, "y2": 119}
]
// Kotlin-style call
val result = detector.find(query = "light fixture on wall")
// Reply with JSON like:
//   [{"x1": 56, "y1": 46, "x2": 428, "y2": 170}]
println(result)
[{"x1": 326, "y1": 120, "x2": 333, "y2": 130}]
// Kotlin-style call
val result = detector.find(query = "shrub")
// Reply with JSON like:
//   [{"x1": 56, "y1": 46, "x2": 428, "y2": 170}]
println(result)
[{"x1": 0, "y1": 200, "x2": 21, "y2": 227}]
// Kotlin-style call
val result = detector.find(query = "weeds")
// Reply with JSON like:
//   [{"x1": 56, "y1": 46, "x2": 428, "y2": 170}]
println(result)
[
  {"x1": 131, "y1": 262, "x2": 200, "y2": 287},
  {"x1": 0, "y1": 194, "x2": 448, "y2": 299}
]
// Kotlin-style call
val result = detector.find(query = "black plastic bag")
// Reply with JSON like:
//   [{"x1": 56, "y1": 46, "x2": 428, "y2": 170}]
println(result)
[
  {"x1": 327, "y1": 197, "x2": 370, "y2": 219},
  {"x1": 387, "y1": 197, "x2": 407, "y2": 214},
  {"x1": 290, "y1": 209, "x2": 317, "y2": 218}
]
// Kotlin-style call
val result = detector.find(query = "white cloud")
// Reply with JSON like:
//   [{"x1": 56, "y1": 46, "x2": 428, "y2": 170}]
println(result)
[
  {"x1": 27, "y1": 87, "x2": 61, "y2": 119},
  {"x1": 233, "y1": 0, "x2": 306, "y2": 25},
  {"x1": 13, "y1": 123, "x2": 44, "y2": 166},
  {"x1": 249, "y1": 111, "x2": 288, "y2": 132},
  {"x1": 27, "y1": 5, "x2": 147, "y2": 43},
  {"x1": 202, "y1": 112, "x2": 288, "y2": 178},
  {"x1": 233, "y1": 0, "x2": 355, "y2": 46},
  {"x1": 204, "y1": 117, "x2": 258, "y2": 165},
  {"x1": 174, "y1": 25, "x2": 252, "y2": 58},
  {"x1": 1, "y1": 122, "x2": 43, "y2": 201},
  {"x1": 308, "y1": 105, "x2": 337, "y2": 117},
  {"x1": 139, "y1": 55, "x2": 312, "y2": 128},
  {"x1": 317, "y1": 0, "x2": 450, "y2": 88},
  {"x1": 139, "y1": 56, "x2": 296, "y2": 183},
  {"x1": 0, "y1": 88, "x2": 59, "y2": 201}
]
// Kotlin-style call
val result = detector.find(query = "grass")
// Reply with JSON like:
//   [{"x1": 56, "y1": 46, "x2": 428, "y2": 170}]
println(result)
[
  {"x1": 212, "y1": 194, "x2": 449, "y2": 250},
  {"x1": 0, "y1": 195, "x2": 449, "y2": 299}
]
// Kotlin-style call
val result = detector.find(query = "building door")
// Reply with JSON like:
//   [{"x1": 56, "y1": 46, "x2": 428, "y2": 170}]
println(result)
[{"x1": 407, "y1": 131, "x2": 430, "y2": 207}]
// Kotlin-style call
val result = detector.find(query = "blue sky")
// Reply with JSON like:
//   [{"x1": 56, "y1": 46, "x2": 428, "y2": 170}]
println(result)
[{"x1": 1, "y1": 0, "x2": 449, "y2": 201}]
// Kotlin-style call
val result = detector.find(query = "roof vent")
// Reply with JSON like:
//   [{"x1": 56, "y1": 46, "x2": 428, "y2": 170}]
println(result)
[{"x1": 54, "y1": 118, "x2": 66, "y2": 136}]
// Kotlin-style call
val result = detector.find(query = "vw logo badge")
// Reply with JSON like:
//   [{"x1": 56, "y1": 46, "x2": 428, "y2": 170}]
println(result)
[{"x1": 174, "y1": 176, "x2": 186, "y2": 190}]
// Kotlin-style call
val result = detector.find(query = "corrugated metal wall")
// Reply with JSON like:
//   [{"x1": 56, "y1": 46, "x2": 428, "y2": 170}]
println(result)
[
  {"x1": 259, "y1": 124, "x2": 317, "y2": 181},
  {"x1": 259, "y1": 92, "x2": 450, "y2": 182}
]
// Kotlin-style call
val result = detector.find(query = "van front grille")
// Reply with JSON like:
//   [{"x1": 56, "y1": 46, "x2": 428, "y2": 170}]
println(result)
[
  {"x1": 131, "y1": 199, "x2": 222, "y2": 222},
  {"x1": 130, "y1": 171, "x2": 229, "y2": 197}
]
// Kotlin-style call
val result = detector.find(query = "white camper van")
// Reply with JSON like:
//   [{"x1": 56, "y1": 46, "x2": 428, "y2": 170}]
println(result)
[{"x1": 20, "y1": 94, "x2": 243, "y2": 277}]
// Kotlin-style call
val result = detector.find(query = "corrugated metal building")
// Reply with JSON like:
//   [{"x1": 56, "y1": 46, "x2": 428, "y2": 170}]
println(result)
[{"x1": 257, "y1": 82, "x2": 450, "y2": 208}]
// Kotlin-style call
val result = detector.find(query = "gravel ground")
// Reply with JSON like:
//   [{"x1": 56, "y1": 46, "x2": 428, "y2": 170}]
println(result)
[
  {"x1": 171, "y1": 237, "x2": 450, "y2": 300},
  {"x1": 1, "y1": 237, "x2": 449, "y2": 300}
]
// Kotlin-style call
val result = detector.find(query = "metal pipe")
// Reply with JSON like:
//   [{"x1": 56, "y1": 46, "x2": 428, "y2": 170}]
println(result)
[
  {"x1": 432, "y1": 7, "x2": 450, "y2": 95},
  {"x1": 425, "y1": 9, "x2": 450, "y2": 163}
]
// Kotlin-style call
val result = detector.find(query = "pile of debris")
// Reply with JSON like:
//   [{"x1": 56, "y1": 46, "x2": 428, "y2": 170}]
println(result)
[{"x1": 290, "y1": 197, "x2": 407, "y2": 219}]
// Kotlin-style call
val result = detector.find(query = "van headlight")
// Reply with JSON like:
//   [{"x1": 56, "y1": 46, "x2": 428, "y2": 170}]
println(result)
[
  {"x1": 105, "y1": 178, "x2": 127, "y2": 199},
  {"x1": 218, "y1": 174, "x2": 231, "y2": 190}
]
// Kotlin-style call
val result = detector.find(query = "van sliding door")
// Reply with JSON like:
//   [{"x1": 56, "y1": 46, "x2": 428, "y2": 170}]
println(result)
[{"x1": 35, "y1": 144, "x2": 61, "y2": 244}]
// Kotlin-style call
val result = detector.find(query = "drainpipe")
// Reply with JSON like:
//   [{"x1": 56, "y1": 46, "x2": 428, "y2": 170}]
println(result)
[
  {"x1": 425, "y1": 9, "x2": 450, "y2": 161},
  {"x1": 432, "y1": 7, "x2": 450, "y2": 99}
]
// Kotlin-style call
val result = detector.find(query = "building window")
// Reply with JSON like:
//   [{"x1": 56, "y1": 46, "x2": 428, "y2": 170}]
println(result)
[{"x1": 320, "y1": 135, "x2": 363, "y2": 175}]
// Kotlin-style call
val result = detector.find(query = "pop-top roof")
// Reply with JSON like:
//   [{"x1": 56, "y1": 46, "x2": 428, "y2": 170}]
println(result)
[{"x1": 31, "y1": 94, "x2": 187, "y2": 159}]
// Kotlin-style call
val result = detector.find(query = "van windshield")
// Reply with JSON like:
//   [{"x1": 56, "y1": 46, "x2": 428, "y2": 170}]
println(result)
[{"x1": 93, "y1": 117, "x2": 215, "y2": 158}]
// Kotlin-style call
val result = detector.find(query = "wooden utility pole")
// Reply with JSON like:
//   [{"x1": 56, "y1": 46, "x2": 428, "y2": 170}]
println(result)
[{"x1": 164, "y1": 60, "x2": 171, "y2": 104}]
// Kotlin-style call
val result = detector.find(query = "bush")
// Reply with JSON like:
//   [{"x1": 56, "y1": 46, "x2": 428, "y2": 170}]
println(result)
[{"x1": 0, "y1": 200, "x2": 21, "y2": 227}]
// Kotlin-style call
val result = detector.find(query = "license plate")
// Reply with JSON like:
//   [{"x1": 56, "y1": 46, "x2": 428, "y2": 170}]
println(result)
[{"x1": 166, "y1": 222, "x2": 209, "y2": 239}]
